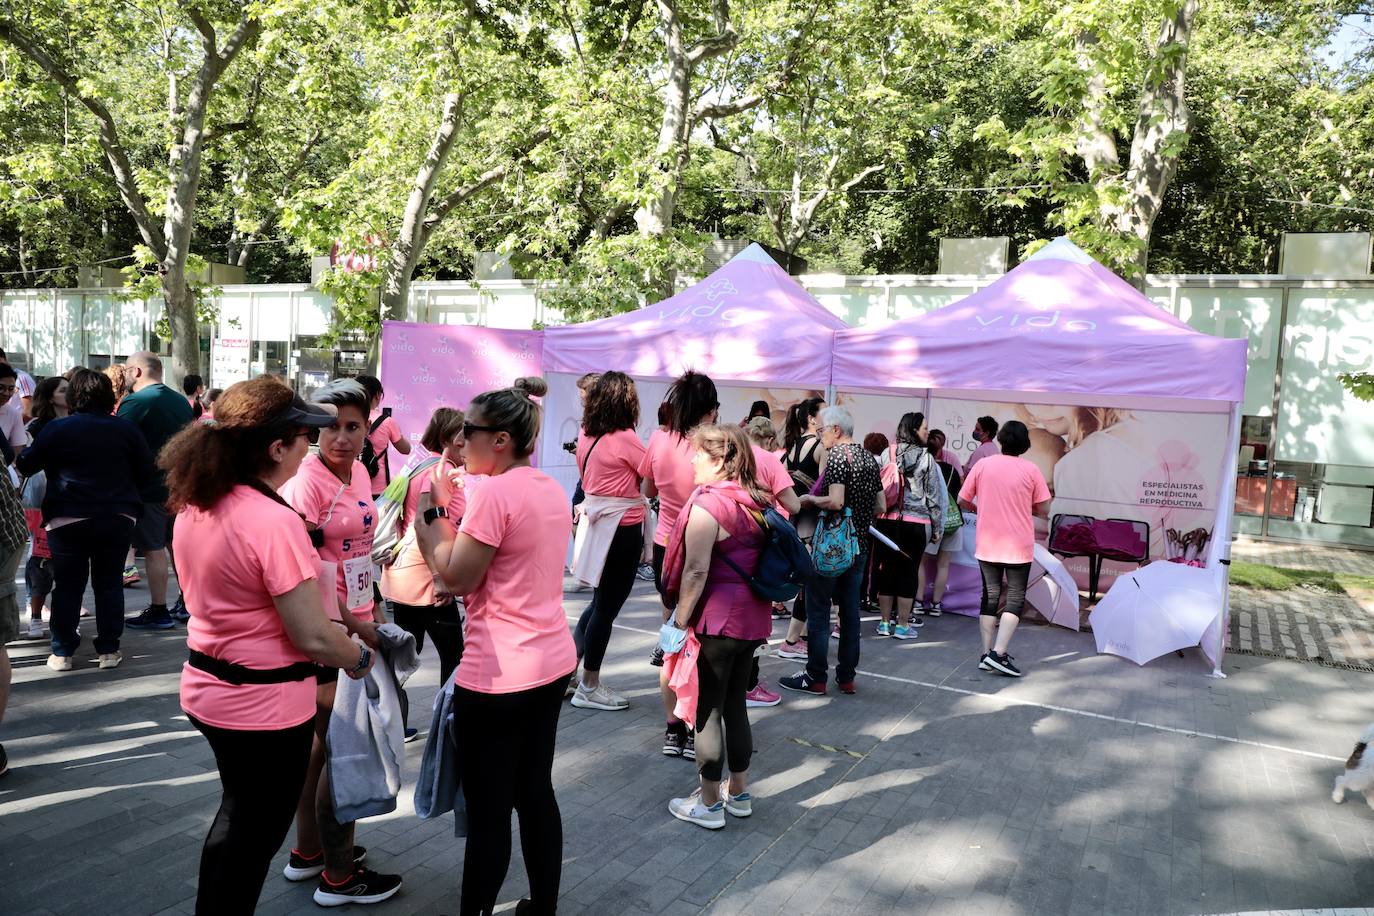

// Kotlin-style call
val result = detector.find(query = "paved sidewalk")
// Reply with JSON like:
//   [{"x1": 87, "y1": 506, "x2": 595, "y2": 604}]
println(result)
[
  {"x1": 4, "y1": 571, "x2": 1374, "y2": 915},
  {"x1": 1232, "y1": 538, "x2": 1374, "y2": 576}
]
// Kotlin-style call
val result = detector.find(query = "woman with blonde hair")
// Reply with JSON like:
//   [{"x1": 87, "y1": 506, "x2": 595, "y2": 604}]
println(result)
[
  {"x1": 415, "y1": 377, "x2": 575, "y2": 916},
  {"x1": 661, "y1": 424, "x2": 775, "y2": 828}
]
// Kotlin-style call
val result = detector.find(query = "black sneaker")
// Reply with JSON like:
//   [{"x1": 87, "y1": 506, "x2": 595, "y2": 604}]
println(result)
[
  {"x1": 978, "y1": 652, "x2": 992, "y2": 671},
  {"x1": 650, "y1": 646, "x2": 665, "y2": 667},
  {"x1": 662, "y1": 725, "x2": 687, "y2": 757},
  {"x1": 169, "y1": 596, "x2": 190, "y2": 622},
  {"x1": 985, "y1": 652, "x2": 1022, "y2": 677},
  {"x1": 906, "y1": 611, "x2": 925, "y2": 629},
  {"x1": 125, "y1": 607, "x2": 175, "y2": 630},
  {"x1": 403, "y1": 727, "x2": 420, "y2": 743},
  {"x1": 313, "y1": 867, "x2": 402, "y2": 906},
  {"x1": 683, "y1": 731, "x2": 696, "y2": 762},
  {"x1": 778, "y1": 671, "x2": 828, "y2": 695},
  {"x1": 283, "y1": 845, "x2": 368, "y2": 882}
]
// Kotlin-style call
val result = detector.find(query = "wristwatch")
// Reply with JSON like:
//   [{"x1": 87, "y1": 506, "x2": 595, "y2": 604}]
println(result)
[
  {"x1": 422, "y1": 505, "x2": 449, "y2": 525},
  {"x1": 351, "y1": 645, "x2": 372, "y2": 676}
]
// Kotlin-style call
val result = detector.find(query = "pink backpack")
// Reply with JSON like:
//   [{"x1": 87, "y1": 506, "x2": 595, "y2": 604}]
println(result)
[{"x1": 880, "y1": 446, "x2": 904, "y2": 508}]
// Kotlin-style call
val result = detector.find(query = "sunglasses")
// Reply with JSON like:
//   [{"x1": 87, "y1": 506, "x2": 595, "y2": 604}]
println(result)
[{"x1": 462, "y1": 422, "x2": 504, "y2": 439}]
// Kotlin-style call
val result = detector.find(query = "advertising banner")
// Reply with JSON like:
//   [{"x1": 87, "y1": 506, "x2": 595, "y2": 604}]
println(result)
[{"x1": 379, "y1": 322, "x2": 544, "y2": 449}]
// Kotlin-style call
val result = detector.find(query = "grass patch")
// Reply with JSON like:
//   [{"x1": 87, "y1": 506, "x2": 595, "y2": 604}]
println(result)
[{"x1": 1230, "y1": 560, "x2": 1374, "y2": 596}]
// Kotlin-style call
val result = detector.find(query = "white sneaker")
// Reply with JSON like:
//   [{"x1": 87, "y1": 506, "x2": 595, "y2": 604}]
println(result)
[
  {"x1": 25, "y1": 618, "x2": 43, "y2": 638},
  {"x1": 571, "y1": 681, "x2": 629, "y2": 711},
  {"x1": 724, "y1": 791, "x2": 753, "y2": 818},
  {"x1": 46, "y1": 654, "x2": 73, "y2": 672},
  {"x1": 668, "y1": 791, "x2": 725, "y2": 829},
  {"x1": 98, "y1": 652, "x2": 123, "y2": 669}
]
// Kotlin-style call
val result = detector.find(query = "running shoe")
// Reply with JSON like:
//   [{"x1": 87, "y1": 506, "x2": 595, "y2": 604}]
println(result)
[
  {"x1": 927, "y1": 602, "x2": 944, "y2": 617},
  {"x1": 837, "y1": 680, "x2": 857, "y2": 695},
  {"x1": 649, "y1": 646, "x2": 665, "y2": 667},
  {"x1": 776, "y1": 640, "x2": 808, "y2": 660},
  {"x1": 683, "y1": 732, "x2": 696, "y2": 761},
  {"x1": 169, "y1": 596, "x2": 190, "y2": 622},
  {"x1": 403, "y1": 728, "x2": 420, "y2": 743},
  {"x1": 662, "y1": 725, "x2": 689, "y2": 758},
  {"x1": 46, "y1": 654, "x2": 73, "y2": 672},
  {"x1": 724, "y1": 790, "x2": 752, "y2": 817},
  {"x1": 125, "y1": 607, "x2": 175, "y2": 630},
  {"x1": 284, "y1": 846, "x2": 368, "y2": 882},
  {"x1": 25, "y1": 618, "x2": 43, "y2": 638},
  {"x1": 978, "y1": 652, "x2": 992, "y2": 671},
  {"x1": 668, "y1": 790, "x2": 725, "y2": 829},
  {"x1": 771, "y1": 603, "x2": 790, "y2": 619},
  {"x1": 744, "y1": 683, "x2": 781, "y2": 707},
  {"x1": 635, "y1": 563, "x2": 656, "y2": 582},
  {"x1": 121, "y1": 565, "x2": 140, "y2": 587},
  {"x1": 312, "y1": 866, "x2": 402, "y2": 906},
  {"x1": 876, "y1": 621, "x2": 891, "y2": 637},
  {"x1": 97, "y1": 652, "x2": 122, "y2": 669},
  {"x1": 831, "y1": 622, "x2": 840, "y2": 638},
  {"x1": 985, "y1": 652, "x2": 1022, "y2": 677},
  {"x1": 778, "y1": 671, "x2": 827, "y2": 695},
  {"x1": 892, "y1": 625, "x2": 919, "y2": 640},
  {"x1": 571, "y1": 681, "x2": 629, "y2": 711},
  {"x1": 906, "y1": 612, "x2": 925, "y2": 629}
]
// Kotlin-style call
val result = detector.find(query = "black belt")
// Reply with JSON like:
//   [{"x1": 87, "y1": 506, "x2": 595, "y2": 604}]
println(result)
[{"x1": 187, "y1": 649, "x2": 321, "y2": 685}]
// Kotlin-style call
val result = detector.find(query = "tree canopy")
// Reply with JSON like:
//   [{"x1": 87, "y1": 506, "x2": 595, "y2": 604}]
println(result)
[{"x1": 1, "y1": 0, "x2": 1370, "y2": 347}]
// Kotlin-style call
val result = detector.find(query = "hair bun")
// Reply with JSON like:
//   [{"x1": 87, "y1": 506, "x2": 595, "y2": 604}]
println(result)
[{"x1": 514, "y1": 376, "x2": 549, "y2": 398}]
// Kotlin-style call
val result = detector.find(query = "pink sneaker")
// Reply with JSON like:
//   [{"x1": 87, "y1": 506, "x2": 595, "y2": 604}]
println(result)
[{"x1": 745, "y1": 683, "x2": 781, "y2": 707}]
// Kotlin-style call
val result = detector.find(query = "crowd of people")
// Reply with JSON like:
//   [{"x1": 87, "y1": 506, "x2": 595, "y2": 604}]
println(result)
[{"x1": 0, "y1": 355, "x2": 1054, "y2": 913}]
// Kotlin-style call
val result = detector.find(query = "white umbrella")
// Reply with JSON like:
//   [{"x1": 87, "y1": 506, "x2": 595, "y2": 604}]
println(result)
[
  {"x1": 1027, "y1": 544, "x2": 1081, "y2": 631},
  {"x1": 1088, "y1": 561, "x2": 1221, "y2": 666}
]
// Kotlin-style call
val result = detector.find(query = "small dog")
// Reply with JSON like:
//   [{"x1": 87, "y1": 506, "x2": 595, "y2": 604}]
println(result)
[{"x1": 1332, "y1": 724, "x2": 1374, "y2": 808}]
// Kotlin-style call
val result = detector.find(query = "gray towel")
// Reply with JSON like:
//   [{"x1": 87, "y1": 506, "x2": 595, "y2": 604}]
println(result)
[{"x1": 328, "y1": 623, "x2": 419, "y2": 823}]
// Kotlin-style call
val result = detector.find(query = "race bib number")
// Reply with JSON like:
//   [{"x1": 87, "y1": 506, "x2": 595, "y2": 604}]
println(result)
[{"x1": 343, "y1": 555, "x2": 372, "y2": 609}]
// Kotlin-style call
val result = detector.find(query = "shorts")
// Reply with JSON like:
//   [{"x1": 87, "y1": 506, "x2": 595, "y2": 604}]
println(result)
[
  {"x1": 132, "y1": 501, "x2": 173, "y2": 551},
  {"x1": 924, "y1": 526, "x2": 964, "y2": 556},
  {"x1": 25, "y1": 554, "x2": 54, "y2": 601}
]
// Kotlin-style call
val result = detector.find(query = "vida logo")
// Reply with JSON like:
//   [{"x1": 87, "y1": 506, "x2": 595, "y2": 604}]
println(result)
[
  {"x1": 411, "y1": 364, "x2": 437, "y2": 384},
  {"x1": 974, "y1": 310, "x2": 1097, "y2": 332},
  {"x1": 390, "y1": 332, "x2": 416, "y2": 353},
  {"x1": 431, "y1": 336, "x2": 455, "y2": 355},
  {"x1": 449, "y1": 367, "x2": 472, "y2": 386}
]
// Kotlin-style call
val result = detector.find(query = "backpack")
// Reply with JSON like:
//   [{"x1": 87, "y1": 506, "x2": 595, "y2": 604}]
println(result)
[
  {"x1": 938, "y1": 463, "x2": 963, "y2": 535},
  {"x1": 358, "y1": 414, "x2": 389, "y2": 480},
  {"x1": 717, "y1": 507, "x2": 816, "y2": 602},
  {"x1": 370, "y1": 456, "x2": 440, "y2": 565},
  {"x1": 879, "y1": 448, "x2": 904, "y2": 508},
  {"x1": 811, "y1": 507, "x2": 858, "y2": 577}
]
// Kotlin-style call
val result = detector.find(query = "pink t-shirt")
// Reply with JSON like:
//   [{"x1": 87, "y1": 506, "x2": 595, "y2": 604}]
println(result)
[
  {"x1": 178, "y1": 486, "x2": 321, "y2": 730},
  {"x1": 457, "y1": 465, "x2": 576, "y2": 693},
  {"x1": 380, "y1": 463, "x2": 475, "y2": 608},
  {"x1": 964, "y1": 440, "x2": 1000, "y2": 478},
  {"x1": 281, "y1": 454, "x2": 377, "y2": 621},
  {"x1": 578, "y1": 428, "x2": 646, "y2": 525},
  {"x1": 367, "y1": 415, "x2": 406, "y2": 497},
  {"x1": 637, "y1": 429, "x2": 697, "y2": 546},
  {"x1": 959, "y1": 454, "x2": 1050, "y2": 565},
  {"x1": 751, "y1": 445, "x2": 793, "y2": 520}
]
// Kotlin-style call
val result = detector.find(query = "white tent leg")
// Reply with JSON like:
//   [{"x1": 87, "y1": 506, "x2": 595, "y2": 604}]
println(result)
[{"x1": 1205, "y1": 401, "x2": 1243, "y2": 678}]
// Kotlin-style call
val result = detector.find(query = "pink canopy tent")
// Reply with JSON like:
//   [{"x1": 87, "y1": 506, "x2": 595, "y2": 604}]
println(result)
[
  {"x1": 543, "y1": 243, "x2": 847, "y2": 384},
  {"x1": 832, "y1": 239, "x2": 1247, "y2": 675},
  {"x1": 832, "y1": 238, "x2": 1248, "y2": 406}
]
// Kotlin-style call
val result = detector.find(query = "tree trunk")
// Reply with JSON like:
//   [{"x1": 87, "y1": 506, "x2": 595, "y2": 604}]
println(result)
[
  {"x1": 634, "y1": 28, "x2": 691, "y2": 237},
  {"x1": 162, "y1": 271, "x2": 201, "y2": 383}
]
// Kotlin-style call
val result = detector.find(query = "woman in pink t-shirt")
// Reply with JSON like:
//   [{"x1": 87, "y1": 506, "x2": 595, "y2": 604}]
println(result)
[
  {"x1": 637, "y1": 370, "x2": 719, "y2": 759},
  {"x1": 957, "y1": 420, "x2": 1052, "y2": 679},
  {"x1": 660, "y1": 424, "x2": 775, "y2": 829},
  {"x1": 379, "y1": 408, "x2": 467, "y2": 717},
  {"x1": 162, "y1": 378, "x2": 371, "y2": 915},
  {"x1": 570, "y1": 371, "x2": 646, "y2": 712},
  {"x1": 357, "y1": 374, "x2": 412, "y2": 498},
  {"x1": 414, "y1": 377, "x2": 575, "y2": 916},
  {"x1": 280, "y1": 378, "x2": 402, "y2": 905}
]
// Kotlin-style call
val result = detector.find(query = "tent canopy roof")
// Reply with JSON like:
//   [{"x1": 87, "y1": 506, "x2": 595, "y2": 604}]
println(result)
[
  {"x1": 543, "y1": 244, "x2": 845, "y2": 384},
  {"x1": 832, "y1": 238, "x2": 1248, "y2": 404}
]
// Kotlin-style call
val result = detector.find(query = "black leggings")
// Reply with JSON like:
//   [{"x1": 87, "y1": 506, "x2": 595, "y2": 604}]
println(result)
[
  {"x1": 391, "y1": 599, "x2": 464, "y2": 727},
  {"x1": 574, "y1": 522, "x2": 643, "y2": 672},
  {"x1": 979, "y1": 561, "x2": 1032, "y2": 618},
  {"x1": 695, "y1": 636, "x2": 755, "y2": 783},
  {"x1": 454, "y1": 673, "x2": 572, "y2": 916},
  {"x1": 190, "y1": 714, "x2": 314, "y2": 915},
  {"x1": 652, "y1": 541, "x2": 667, "y2": 599},
  {"x1": 872, "y1": 518, "x2": 927, "y2": 599}
]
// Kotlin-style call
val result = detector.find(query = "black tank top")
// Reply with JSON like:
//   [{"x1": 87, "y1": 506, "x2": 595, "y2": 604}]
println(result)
[{"x1": 786, "y1": 435, "x2": 822, "y2": 495}]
